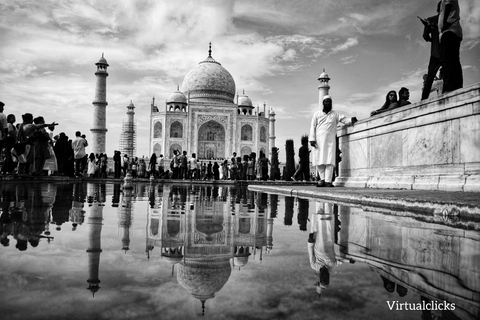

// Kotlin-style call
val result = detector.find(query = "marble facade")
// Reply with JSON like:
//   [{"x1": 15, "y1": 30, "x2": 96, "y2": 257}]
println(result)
[
  {"x1": 335, "y1": 83, "x2": 480, "y2": 192},
  {"x1": 149, "y1": 48, "x2": 273, "y2": 162}
]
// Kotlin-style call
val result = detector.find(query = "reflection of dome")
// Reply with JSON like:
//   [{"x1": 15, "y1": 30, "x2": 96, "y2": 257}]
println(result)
[
  {"x1": 163, "y1": 256, "x2": 183, "y2": 264},
  {"x1": 167, "y1": 91, "x2": 187, "y2": 104},
  {"x1": 181, "y1": 45, "x2": 236, "y2": 103},
  {"x1": 233, "y1": 256, "x2": 250, "y2": 267},
  {"x1": 177, "y1": 260, "x2": 232, "y2": 310}
]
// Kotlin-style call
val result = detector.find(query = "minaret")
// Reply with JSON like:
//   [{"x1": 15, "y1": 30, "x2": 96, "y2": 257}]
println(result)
[
  {"x1": 119, "y1": 100, "x2": 136, "y2": 158},
  {"x1": 268, "y1": 107, "x2": 276, "y2": 149},
  {"x1": 318, "y1": 68, "x2": 330, "y2": 103},
  {"x1": 86, "y1": 198, "x2": 104, "y2": 296},
  {"x1": 91, "y1": 53, "x2": 109, "y2": 154}
]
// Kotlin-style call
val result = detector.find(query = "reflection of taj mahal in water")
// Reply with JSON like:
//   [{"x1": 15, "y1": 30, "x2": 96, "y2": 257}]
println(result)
[
  {"x1": 149, "y1": 44, "x2": 276, "y2": 161},
  {"x1": 145, "y1": 185, "x2": 274, "y2": 314}
]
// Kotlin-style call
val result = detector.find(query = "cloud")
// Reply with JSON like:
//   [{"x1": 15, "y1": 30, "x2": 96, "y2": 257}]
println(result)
[{"x1": 331, "y1": 37, "x2": 359, "y2": 53}]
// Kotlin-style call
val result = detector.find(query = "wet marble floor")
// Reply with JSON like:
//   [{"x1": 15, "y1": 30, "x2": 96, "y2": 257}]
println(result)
[{"x1": 0, "y1": 182, "x2": 478, "y2": 320}]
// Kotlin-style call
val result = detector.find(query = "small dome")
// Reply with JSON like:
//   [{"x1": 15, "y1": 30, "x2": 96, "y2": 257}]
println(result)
[
  {"x1": 96, "y1": 53, "x2": 109, "y2": 66},
  {"x1": 167, "y1": 91, "x2": 187, "y2": 104},
  {"x1": 238, "y1": 94, "x2": 253, "y2": 107},
  {"x1": 318, "y1": 68, "x2": 329, "y2": 80}
]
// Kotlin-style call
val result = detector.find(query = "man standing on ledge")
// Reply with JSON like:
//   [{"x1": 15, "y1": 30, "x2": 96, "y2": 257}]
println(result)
[
  {"x1": 438, "y1": 0, "x2": 463, "y2": 93},
  {"x1": 309, "y1": 96, "x2": 357, "y2": 187}
]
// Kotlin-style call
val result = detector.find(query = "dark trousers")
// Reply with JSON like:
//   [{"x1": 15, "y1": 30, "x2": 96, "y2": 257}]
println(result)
[
  {"x1": 293, "y1": 163, "x2": 309, "y2": 181},
  {"x1": 421, "y1": 55, "x2": 441, "y2": 100},
  {"x1": 440, "y1": 32, "x2": 463, "y2": 93},
  {"x1": 114, "y1": 161, "x2": 121, "y2": 178},
  {"x1": 74, "y1": 158, "x2": 84, "y2": 176}
]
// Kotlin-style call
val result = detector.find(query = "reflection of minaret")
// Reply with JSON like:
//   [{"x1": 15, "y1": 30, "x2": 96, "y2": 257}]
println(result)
[
  {"x1": 266, "y1": 194, "x2": 277, "y2": 251},
  {"x1": 118, "y1": 186, "x2": 134, "y2": 253},
  {"x1": 91, "y1": 53, "x2": 109, "y2": 154},
  {"x1": 86, "y1": 198, "x2": 104, "y2": 296}
]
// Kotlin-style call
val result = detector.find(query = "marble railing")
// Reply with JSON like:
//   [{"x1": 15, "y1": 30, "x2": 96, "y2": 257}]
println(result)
[{"x1": 336, "y1": 83, "x2": 480, "y2": 192}]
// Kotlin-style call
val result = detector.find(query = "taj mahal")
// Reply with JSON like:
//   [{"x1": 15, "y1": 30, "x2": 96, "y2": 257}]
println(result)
[{"x1": 148, "y1": 44, "x2": 276, "y2": 162}]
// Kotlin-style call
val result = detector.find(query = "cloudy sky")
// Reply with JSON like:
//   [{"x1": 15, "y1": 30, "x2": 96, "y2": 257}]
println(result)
[{"x1": 1, "y1": 0, "x2": 479, "y2": 159}]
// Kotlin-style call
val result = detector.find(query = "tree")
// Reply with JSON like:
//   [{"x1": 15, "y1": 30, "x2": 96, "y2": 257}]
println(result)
[
  {"x1": 270, "y1": 147, "x2": 280, "y2": 180},
  {"x1": 285, "y1": 139, "x2": 295, "y2": 181}
]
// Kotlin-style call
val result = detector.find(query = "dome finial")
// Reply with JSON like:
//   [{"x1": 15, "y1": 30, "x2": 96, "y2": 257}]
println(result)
[
  {"x1": 201, "y1": 300, "x2": 206, "y2": 316},
  {"x1": 243, "y1": 89, "x2": 245, "y2": 95},
  {"x1": 208, "y1": 42, "x2": 212, "y2": 57},
  {"x1": 177, "y1": 84, "x2": 179, "y2": 91}
]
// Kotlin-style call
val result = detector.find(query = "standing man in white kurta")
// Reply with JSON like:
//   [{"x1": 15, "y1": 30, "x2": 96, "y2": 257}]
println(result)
[{"x1": 308, "y1": 96, "x2": 357, "y2": 187}]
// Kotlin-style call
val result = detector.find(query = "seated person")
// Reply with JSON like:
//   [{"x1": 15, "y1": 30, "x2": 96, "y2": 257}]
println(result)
[
  {"x1": 370, "y1": 90, "x2": 399, "y2": 116},
  {"x1": 398, "y1": 87, "x2": 411, "y2": 107}
]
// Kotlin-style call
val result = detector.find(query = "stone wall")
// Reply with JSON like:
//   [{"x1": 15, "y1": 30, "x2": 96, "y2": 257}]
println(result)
[{"x1": 335, "y1": 83, "x2": 480, "y2": 192}]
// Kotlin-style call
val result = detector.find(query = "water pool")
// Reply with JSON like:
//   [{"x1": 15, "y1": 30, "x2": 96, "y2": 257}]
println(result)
[{"x1": 0, "y1": 182, "x2": 478, "y2": 320}]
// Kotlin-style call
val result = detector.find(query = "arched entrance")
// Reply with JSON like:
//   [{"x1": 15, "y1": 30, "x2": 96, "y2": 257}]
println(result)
[{"x1": 198, "y1": 120, "x2": 226, "y2": 159}]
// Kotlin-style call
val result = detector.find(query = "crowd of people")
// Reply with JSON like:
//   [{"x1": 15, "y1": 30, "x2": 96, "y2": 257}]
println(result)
[
  {"x1": 145, "y1": 150, "x2": 273, "y2": 181},
  {"x1": 0, "y1": 104, "x2": 276, "y2": 181}
]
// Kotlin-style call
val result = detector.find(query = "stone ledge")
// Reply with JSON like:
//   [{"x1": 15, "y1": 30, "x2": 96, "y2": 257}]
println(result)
[{"x1": 248, "y1": 185, "x2": 480, "y2": 216}]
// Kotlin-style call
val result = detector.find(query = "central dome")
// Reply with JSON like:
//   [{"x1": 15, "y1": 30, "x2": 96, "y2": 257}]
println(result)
[{"x1": 181, "y1": 46, "x2": 236, "y2": 104}]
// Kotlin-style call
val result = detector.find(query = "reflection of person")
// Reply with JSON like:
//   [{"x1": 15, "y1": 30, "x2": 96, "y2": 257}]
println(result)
[
  {"x1": 438, "y1": 0, "x2": 463, "y2": 93},
  {"x1": 370, "y1": 91, "x2": 399, "y2": 116},
  {"x1": 381, "y1": 276, "x2": 395, "y2": 292},
  {"x1": 307, "y1": 202, "x2": 352, "y2": 296},
  {"x1": 309, "y1": 96, "x2": 357, "y2": 187},
  {"x1": 420, "y1": 2, "x2": 442, "y2": 100}
]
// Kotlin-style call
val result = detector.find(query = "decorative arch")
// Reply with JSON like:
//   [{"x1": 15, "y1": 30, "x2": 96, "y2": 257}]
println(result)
[
  {"x1": 170, "y1": 143, "x2": 182, "y2": 158},
  {"x1": 240, "y1": 146, "x2": 252, "y2": 157},
  {"x1": 153, "y1": 122, "x2": 162, "y2": 138},
  {"x1": 260, "y1": 126, "x2": 267, "y2": 142},
  {"x1": 198, "y1": 120, "x2": 225, "y2": 159},
  {"x1": 241, "y1": 124, "x2": 253, "y2": 141},
  {"x1": 153, "y1": 143, "x2": 162, "y2": 157},
  {"x1": 170, "y1": 121, "x2": 183, "y2": 138}
]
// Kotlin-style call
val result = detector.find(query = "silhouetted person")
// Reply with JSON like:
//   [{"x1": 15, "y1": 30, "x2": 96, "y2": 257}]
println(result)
[
  {"x1": 213, "y1": 162, "x2": 220, "y2": 180},
  {"x1": 420, "y1": 2, "x2": 442, "y2": 100},
  {"x1": 292, "y1": 135, "x2": 310, "y2": 181},
  {"x1": 398, "y1": 87, "x2": 411, "y2": 107},
  {"x1": 438, "y1": 0, "x2": 463, "y2": 93}
]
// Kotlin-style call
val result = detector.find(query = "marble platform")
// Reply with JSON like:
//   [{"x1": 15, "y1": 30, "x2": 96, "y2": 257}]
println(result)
[{"x1": 336, "y1": 83, "x2": 480, "y2": 192}]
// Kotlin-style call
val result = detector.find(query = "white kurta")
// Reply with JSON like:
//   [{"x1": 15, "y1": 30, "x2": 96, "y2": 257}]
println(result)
[
  {"x1": 308, "y1": 110, "x2": 350, "y2": 166},
  {"x1": 307, "y1": 202, "x2": 340, "y2": 271}
]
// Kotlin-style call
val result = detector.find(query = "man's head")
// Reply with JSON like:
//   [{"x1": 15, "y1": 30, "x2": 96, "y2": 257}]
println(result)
[
  {"x1": 33, "y1": 116, "x2": 45, "y2": 124},
  {"x1": 322, "y1": 95, "x2": 333, "y2": 113},
  {"x1": 23, "y1": 113, "x2": 33, "y2": 123},
  {"x1": 75, "y1": 131, "x2": 81, "y2": 137},
  {"x1": 7, "y1": 114, "x2": 15, "y2": 124},
  {"x1": 399, "y1": 87, "x2": 410, "y2": 101},
  {"x1": 0, "y1": 101, "x2": 4, "y2": 112}
]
